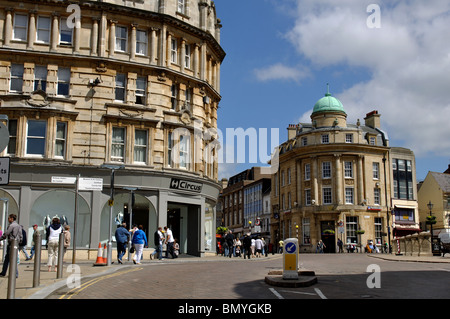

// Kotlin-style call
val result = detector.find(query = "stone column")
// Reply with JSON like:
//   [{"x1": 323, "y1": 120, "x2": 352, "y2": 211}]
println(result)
[
  {"x1": 193, "y1": 43, "x2": 200, "y2": 78},
  {"x1": 109, "y1": 20, "x2": 116, "y2": 58},
  {"x1": 334, "y1": 154, "x2": 342, "y2": 205},
  {"x1": 3, "y1": 8, "x2": 13, "y2": 47},
  {"x1": 150, "y1": 27, "x2": 158, "y2": 65},
  {"x1": 74, "y1": 16, "x2": 81, "y2": 54},
  {"x1": 180, "y1": 38, "x2": 186, "y2": 73},
  {"x1": 27, "y1": 10, "x2": 36, "y2": 50},
  {"x1": 50, "y1": 13, "x2": 59, "y2": 52},
  {"x1": 91, "y1": 18, "x2": 99, "y2": 56},
  {"x1": 312, "y1": 156, "x2": 319, "y2": 204},
  {"x1": 357, "y1": 155, "x2": 364, "y2": 205},
  {"x1": 130, "y1": 24, "x2": 137, "y2": 61}
]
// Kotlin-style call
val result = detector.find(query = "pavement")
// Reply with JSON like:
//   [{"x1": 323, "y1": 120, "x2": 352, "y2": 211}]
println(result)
[{"x1": 0, "y1": 252, "x2": 449, "y2": 299}]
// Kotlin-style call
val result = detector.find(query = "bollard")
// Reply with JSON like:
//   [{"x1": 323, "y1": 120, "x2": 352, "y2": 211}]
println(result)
[
  {"x1": 7, "y1": 239, "x2": 18, "y2": 299},
  {"x1": 33, "y1": 233, "x2": 41, "y2": 288},
  {"x1": 282, "y1": 238, "x2": 299, "y2": 280},
  {"x1": 57, "y1": 232, "x2": 65, "y2": 279}
]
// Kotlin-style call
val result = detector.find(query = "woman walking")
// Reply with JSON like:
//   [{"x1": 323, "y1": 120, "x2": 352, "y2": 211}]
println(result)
[
  {"x1": 132, "y1": 225, "x2": 148, "y2": 264},
  {"x1": 46, "y1": 217, "x2": 63, "y2": 272}
]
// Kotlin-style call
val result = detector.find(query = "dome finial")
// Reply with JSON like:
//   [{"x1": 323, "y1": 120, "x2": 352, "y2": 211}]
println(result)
[{"x1": 325, "y1": 83, "x2": 331, "y2": 96}]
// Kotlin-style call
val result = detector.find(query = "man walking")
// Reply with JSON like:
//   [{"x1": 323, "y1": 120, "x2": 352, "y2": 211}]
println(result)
[
  {"x1": 164, "y1": 226, "x2": 177, "y2": 259},
  {"x1": 114, "y1": 223, "x2": 130, "y2": 264},
  {"x1": 0, "y1": 214, "x2": 22, "y2": 277},
  {"x1": 225, "y1": 230, "x2": 234, "y2": 258},
  {"x1": 150, "y1": 227, "x2": 164, "y2": 260}
]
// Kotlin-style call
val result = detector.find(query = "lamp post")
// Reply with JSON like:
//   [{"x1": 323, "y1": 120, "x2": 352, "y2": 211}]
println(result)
[
  {"x1": 427, "y1": 200, "x2": 435, "y2": 254},
  {"x1": 101, "y1": 164, "x2": 124, "y2": 266}
]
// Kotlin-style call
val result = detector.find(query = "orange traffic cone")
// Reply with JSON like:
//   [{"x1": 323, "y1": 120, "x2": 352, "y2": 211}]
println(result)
[
  {"x1": 93, "y1": 243, "x2": 106, "y2": 266},
  {"x1": 102, "y1": 243, "x2": 108, "y2": 264}
]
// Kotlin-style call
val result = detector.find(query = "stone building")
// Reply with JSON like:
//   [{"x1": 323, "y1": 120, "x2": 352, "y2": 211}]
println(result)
[
  {"x1": 271, "y1": 86, "x2": 419, "y2": 253},
  {"x1": 221, "y1": 167, "x2": 271, "y2": 239},
  {"x1": 0, "y1": 0, "x2": 225, "y2": 257},
  {"x1": 418, "y1": 171, "x2": 450, "y2": 236}
]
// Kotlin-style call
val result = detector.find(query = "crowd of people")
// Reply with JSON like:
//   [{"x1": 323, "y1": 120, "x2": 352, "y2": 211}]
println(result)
[
  {"x1": 0, "y1": 214, "x2": 71, "y2": 278},
  {"x1": 217, "y1": 230, "x2": 270, "y2": 259},
  {"x1": 114, "y1": 223, "x2": 179, "y2": 264}
]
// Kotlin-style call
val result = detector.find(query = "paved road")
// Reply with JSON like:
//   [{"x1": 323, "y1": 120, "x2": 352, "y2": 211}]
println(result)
[{"x1": 46, "y1": 254, "x2": 450, "y2": 301}]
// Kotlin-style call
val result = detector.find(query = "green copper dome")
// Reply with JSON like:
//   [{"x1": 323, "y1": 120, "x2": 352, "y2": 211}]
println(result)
[{"x1": 312, "y1": 84, "x2": 346, "y2": 115}]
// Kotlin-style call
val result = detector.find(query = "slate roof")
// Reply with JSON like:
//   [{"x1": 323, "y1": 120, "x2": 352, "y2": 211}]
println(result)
[{"x1": 430, "y1": 172, "x2": 450, "y2": 193}]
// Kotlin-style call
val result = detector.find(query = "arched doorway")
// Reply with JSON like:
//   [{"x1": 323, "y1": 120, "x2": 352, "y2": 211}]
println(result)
[
  {"x1": 30, "y1": 190, "x2": 90, "y2": 248},
  {"x1": 100, "y1": 193, "x2": 156, "y2": 246},
  {"x1": 0, "y1": 189, "x2": 19, "y2": 244}
]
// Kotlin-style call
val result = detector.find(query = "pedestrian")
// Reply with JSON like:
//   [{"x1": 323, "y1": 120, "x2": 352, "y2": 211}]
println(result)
[
  {"x1": 132, "y1": 225, "x2": 147, "y2": 264},
  {"x1": 18, "y1": 225, "x2": 31, "y2": 261},
  {"x1": 174, "y1": 238, "x2": 180, "y2": 257},
  {"x1": 29, "y1": 224, "x2": 40, "y2": 260},
  {"x1": 255, "y1": 236, "x2": 263, "y2": 258},
  {"x1": 243, "y1": 233, "x2": 251, "y2": 259},
  {"x1": 316, "y1": 240, "x2": 325, "y2": 253},
  {"x1": 234, "y1": 237, "x2": 242, "y2": 257},
  {"x1": 251, "y1": 237, "x2": 256, "y2": 257},
  {"x1": 222, "y1": 238, "x2": 229, "y2": 257},
  {"x1": 150, "y1": 227, "x2": 164, "y2": 260},
  {"x1": 0, "y1": 214, "x2": 22, "y2": 278},
  {"x1": 115, "y1": 223, "x2": 130, "y2": 264},
  {"x1": 63, "y1": 225, "x2": 71, "y2": 259},
  {"x1": 225, "y1": 230, "x2": 234, "y2": 258},
  {"x1": 46, "y1": 217, "x2": 63, "y2": 272},
  {"x1": 262, "y1": 238, "x2": 268, "y2": 257},
  {"x1": 164, "y1": 226, "x2": 177, "y2": 259},
  {"x1": 337, "y1": 238, "x2": 343, "y2": 253},
  {"x1": 278, "y1": 239, "x2": 284, "y2": 253}
]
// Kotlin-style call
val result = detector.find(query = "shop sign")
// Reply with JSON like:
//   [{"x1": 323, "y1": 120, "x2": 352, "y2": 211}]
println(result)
[{"x1": 170, "y1": 178, "x2": 202, "y2": 193}]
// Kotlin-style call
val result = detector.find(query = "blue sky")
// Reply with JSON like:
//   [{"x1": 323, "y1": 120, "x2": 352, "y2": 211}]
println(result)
[{"x1": 214, "y1": 0, "x2": 450, "y2": 182}]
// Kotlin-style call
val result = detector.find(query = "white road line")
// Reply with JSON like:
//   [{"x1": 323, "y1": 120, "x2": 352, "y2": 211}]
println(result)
[
  {"x1": 280, "y1": 290, "x2": 317, "y2": 296},
  {"x1": 269, "y1": 288, "x2": 284, "y2": 299},
  {"x1": 314, "y1": 288, "x2": 327, "y2": 299}
]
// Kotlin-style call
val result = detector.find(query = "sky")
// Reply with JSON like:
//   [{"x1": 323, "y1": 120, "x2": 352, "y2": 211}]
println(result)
[{"x1": 213, "y1": 0, "x2": 450, "y2": 182}]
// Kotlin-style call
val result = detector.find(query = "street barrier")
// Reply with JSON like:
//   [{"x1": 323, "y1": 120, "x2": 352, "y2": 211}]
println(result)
[{"x1": 93, "y1": 243, "x2": 106, "y2": 266}]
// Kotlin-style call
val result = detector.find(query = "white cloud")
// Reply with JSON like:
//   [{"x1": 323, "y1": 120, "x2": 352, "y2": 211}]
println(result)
[
  {"x1": 254, "y1": 63, "x2": 310, "y2": 82},
  {"x1": 288, "y1": 0, "x2": 450, "y2": 157}
]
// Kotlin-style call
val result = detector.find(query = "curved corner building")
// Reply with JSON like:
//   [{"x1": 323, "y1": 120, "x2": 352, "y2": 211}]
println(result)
[
  {"x1": 271, "y1": 86, "x2": 419, "y2": 253},
  {"x1": 0, "y1": 0, "x2": 225, "y2": 257}
]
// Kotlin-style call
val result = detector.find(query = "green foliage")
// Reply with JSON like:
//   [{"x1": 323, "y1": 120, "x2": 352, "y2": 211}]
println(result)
[{"x1": 216, "y1": 226, "x2": 228, "y2": 234}]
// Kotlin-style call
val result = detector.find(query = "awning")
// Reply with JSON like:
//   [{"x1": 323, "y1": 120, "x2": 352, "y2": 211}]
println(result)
[{"x1": 394, "y1": 205, "x2": 416, "y2": 210}]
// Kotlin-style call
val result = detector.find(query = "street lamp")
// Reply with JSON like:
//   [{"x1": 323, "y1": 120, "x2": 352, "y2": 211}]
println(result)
[
  {"x1": 101, "y1": 164, "x2": 124, "y2": 265},
  {"x1": 427, "y1": 200, "x2": 435, "y2": 254},
  {"x1": 249, "y1": 220, "x2": 252, "y2": 234}
]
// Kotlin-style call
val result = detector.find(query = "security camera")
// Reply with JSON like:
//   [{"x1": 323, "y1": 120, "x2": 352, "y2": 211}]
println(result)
[{"x1": 89, "y1": 77, "x2": 101, "y2": 87}]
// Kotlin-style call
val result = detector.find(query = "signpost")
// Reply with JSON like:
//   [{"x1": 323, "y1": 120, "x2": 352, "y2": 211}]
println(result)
[
  {"x1": 52, "y1": 175, "x2": 103, "y2": 263},
  {"x1": 283, "y1": 238, "x2": 299, "y2": 280},
  {"x1": 0, "y1": 157, "x2": 10, "y2": 185}
]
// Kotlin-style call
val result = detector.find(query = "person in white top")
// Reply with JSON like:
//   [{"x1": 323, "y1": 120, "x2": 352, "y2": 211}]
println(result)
[
  {"x1": 46, "y1": 217, "x2": 63, "y2": 272},
  {"x1": 164, "y1": 226, "x2": 177, "y2": 259}
]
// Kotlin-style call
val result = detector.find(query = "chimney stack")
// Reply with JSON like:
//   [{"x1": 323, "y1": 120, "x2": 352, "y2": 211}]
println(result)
[{"x1": 364, "y1": 110, "x2": 381, "y2": 129}]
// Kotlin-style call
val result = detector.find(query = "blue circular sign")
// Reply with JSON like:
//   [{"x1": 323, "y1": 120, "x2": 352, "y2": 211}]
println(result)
[{"x1": 285, "y1": 242, "x2": 296, "y2": 254}]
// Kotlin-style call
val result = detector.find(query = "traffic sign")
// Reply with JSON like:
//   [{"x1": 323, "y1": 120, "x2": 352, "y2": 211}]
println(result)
[
  {"x1": 52, "y1": 176, "x2": 77, "y2": 184},
  {"x1": 0, "y1": 157, "x2": 10, "y2": 185},
  {"x1": 78, "y1": 178, "x2": 103, "y2": 191}
]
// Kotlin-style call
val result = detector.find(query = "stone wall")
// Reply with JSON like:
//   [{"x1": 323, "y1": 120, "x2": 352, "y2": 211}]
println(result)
[{"x1": 393, "y1": 232, "x2": 432, "y2": 256}]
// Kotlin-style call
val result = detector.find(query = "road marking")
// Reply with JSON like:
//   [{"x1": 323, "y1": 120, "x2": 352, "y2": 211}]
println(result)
[
  {"x1": 269, "y1": 288, "x2": 284, "y2": 299},
  {"x1": 59, "y1": 267, "x2": 142, "y2": 299},
  {"x1": 280, "y1": 290, "x2": 317, "y2": 296},
  {"x1": 314, "y1": 288, "x2": 327, "y2": 299}
]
